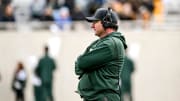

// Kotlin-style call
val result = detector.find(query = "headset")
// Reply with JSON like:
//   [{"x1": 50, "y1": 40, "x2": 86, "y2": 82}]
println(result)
[{"x1": 102, "y1": 7, "x2": 117, "y2": 29}]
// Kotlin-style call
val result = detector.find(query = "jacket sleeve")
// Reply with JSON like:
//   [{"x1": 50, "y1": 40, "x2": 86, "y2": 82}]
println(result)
[
  {"x1": 75, "y1": 58, "x2": 84, "y2": 77},
  {"x1": 75, "y1": 43, "x2": 114, "y2": 72}
]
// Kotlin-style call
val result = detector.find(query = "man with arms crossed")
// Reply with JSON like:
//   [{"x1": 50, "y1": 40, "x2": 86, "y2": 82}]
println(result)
[{"x1": 75, "y1": 7, "x2": 127, "y2": 101}]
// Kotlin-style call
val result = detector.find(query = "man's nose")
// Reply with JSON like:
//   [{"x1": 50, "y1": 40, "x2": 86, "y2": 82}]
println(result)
[{"x1": 91, "y1": 23, "x2": 95, "y2": 28}]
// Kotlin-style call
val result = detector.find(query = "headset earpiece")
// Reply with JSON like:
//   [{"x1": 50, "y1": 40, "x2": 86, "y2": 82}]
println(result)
[{"x1": 102, "y1": 7, "x2": 114, "y2": 29}]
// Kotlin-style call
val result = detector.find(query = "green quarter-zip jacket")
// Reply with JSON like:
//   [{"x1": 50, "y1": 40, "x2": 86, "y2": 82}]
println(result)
[{"x1": 75, "y1": 32, "x2": 127, "y2": 100}]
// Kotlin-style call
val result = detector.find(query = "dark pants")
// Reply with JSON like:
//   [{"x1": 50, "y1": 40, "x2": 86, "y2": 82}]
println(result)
[
  {"x1": 42, "y1": 83, "x2": 54, "y2": 101},
  {"x1": 34, "y1": 86, "x2": 43, "y2": 101},
  {"x1": 15, "y1": 90, "x2": 24, "y2": 101}
]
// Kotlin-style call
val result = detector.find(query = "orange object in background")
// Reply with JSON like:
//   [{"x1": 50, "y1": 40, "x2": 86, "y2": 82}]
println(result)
[
  {"x1": 153, "y1": 0, "x2": 164, "y2": 23},
  {"x1": 153, "y1": 0, "x2": 163, "y2": 15}
]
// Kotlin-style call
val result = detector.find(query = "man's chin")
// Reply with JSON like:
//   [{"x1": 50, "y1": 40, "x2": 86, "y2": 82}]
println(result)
[{"x1": 95, "y1": 33, "x2": 99, "y2": 37}]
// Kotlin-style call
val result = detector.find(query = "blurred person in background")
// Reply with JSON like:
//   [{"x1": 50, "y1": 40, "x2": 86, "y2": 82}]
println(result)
[
  {"x1": 121, "y1": 1, "x2": 137, "y2": 20},
  {"x1": 75, "y1": 7, "x2": 127, "y2": 101},
  {"x1": 52, "y1": 6, "x2": 72, "y2": 30},
  {"x1": 11, "y1": 61, "x2": 27, "y2": 101},
  {"x1": 10, "y1": 0, "x2": 33, "y2": 30},
  {"x1": 30, "y1": 0, "x2": 46, "y2": 21},
  {"x1": 63, "y1": 0, "x2": 75, "y2": 19},
  {"x1": 0, "y1": 0, "x2": 14, "y2": 22},
  {"x1": 110, "y1": 0, "x2": 140, "y2": 21},
  {"x1": 70, "y1": 5, "x2": 85, "y2": 21},
  {"x1": 42, "y1": 0, "x2": 58, "y2": 21},
  {"x1": 121, "y1": 49, "x2": 135, "y2": 101},
  {"x1": 35, "y1": 45, "x2": 56, "y2": 101},
  {"x1": 72, "y1": 0, "x2": 87, "y2": 21},
  {"x1": 141, "y1": 0, "x2": 154, "y2": 14},
  {"x1": 139, "y1": 0, "x2": 154, "y2": 28}
]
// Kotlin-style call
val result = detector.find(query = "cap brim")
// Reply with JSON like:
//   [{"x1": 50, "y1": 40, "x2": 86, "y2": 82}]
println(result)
[{"x1": 85, "y1": 17, "x2": 99, "y2": 22}]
